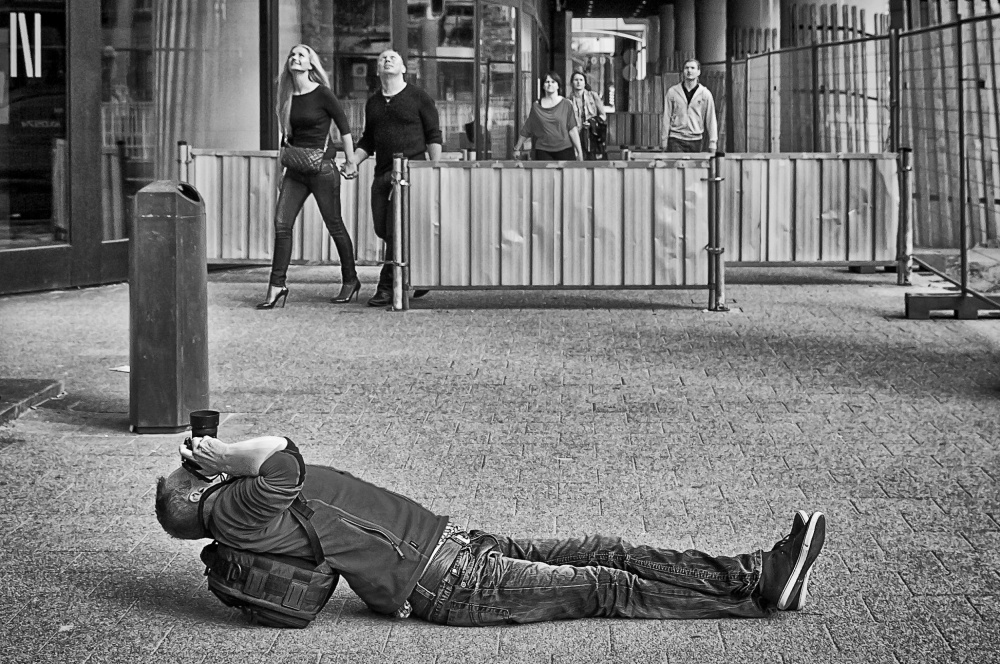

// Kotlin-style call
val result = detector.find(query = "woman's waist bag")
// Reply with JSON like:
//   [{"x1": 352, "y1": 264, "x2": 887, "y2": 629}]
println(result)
[
  {"x1": 280, "y1": 133, "x2": 329, "y2": 176},
  {"x1": 200, "y1": 496, "x2": 339, "y2": 628}
]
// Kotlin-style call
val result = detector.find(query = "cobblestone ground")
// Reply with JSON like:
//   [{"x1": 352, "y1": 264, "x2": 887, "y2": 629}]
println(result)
[{"x1": 1, "y1": 265, "x2": 998, "y2": 664}]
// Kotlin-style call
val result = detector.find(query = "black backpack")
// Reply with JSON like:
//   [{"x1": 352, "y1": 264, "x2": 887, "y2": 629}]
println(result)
[{"x1": 199, "y1": 491, "x2": 339, "y2": 628}]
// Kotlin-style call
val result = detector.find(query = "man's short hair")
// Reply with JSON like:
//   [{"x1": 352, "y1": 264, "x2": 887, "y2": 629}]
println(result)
[
  {"x1": 682, "y1": 58, "x2": 701, "y2": 69},
  {"x1": 155, "y1": 469, "x2": 206, "y2": 540}
]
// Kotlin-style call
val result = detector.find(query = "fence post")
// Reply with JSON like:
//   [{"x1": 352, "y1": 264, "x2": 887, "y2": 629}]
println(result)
[
  {"x1": 178, "y1": 141, "x2": 191, "y2": 183},
  {"x1": 401, "y1": 158, "x2": 411, "y2": 297},
  {"x1": 897, "y1": 147, "x2": 913, "y2": 286},
  {"x1": 888, "y1": 28, "x2": 900, "y2": 153},
  {"x1": 811, "y1": 43, "x2": 820, "y2": 151},
  {"x1": 955, "y1": 23, "x2": 968, "y2": 294},
  {"x1": 725, "y1": 58, "x2": 735, "y2": 153},
  {"x1": 707, "y1": 152, "x2": 729, "y2": 311},
  {"x1": 391, "y1": 154, "x2": 409, "y2": 311}
]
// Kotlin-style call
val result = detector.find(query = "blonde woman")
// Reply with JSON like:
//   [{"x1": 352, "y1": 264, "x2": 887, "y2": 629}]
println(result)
[{"x1": 258, "y1": 44, "x2": 360, "y2": 309}]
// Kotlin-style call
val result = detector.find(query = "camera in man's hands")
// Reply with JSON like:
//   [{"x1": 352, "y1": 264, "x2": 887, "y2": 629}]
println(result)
[{"x1": 182, "y1": 409, "x2": 220, "y2": 481}]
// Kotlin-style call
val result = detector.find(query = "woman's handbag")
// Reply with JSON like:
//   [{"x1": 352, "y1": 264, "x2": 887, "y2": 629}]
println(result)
[{"x1": 280, "y1": 134, "x2": 329, "y2": 176}]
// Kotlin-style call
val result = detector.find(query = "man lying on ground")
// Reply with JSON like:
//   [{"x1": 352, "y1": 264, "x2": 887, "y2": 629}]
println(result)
[{"x1": 156, "y1": 436, "x2": 826, "y2": 625}]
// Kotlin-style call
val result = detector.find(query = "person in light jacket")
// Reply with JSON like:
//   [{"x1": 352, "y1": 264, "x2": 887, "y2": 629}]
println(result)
[{"x1": 660, "y1": 59, "x2": 718, "y2": 153}]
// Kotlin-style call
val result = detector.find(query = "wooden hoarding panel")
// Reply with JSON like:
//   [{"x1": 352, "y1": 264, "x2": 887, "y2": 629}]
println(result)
[
  {"x1": 408, "y1": 166, "x2": 440, "y2": 286},
  {"x1": 191, "y1": 155, "x2": 221, "y2": 259},
  {"x1": 561, "y1": 167, "x2": 594, "y2": 286},
  {"x1": 623, "y1": 168, "x2": 654, "y2": 285},
  {"x1": 741, "y1": 157, "x2": 766, "y2": 261},
  {"x1": 470, "y1": 167, "x2": 501, "y2": 286},
  {"x1": 653, "y1": 166, "x2": 683, "y2": 285},
  {"x1": 247, "y1": 156, "x2": 277, "y2": 260},
  {"x1": 501, "y1": 167, "x2": 532, "y2": 285},
  {"x1": 531, "y1": 168, "x2": 562, "y2": 285},
  {"x1": 593, "y1": 167, "x2": 624, "y2": 285},
  {"x1": 874, "y1": 157, "x2": 900, "y2": 261},
  {"x1": 767, "y1": 158, "x2": 793, "y2": 261},
  {"x1": 720, "y1": 158, "x2": 742, "y2": 261},
  {"x1": 847, "y1": 158, "x2": 874, "y2": 261},
  {"x1": 794, "y1": 158, "x2": 821, "y2": 261},
  {"x1": 684, "y1": 164, "x2": 710, "y2": 285},
  {"x1": 821, "y1": 158, "x2": 846, "y2": 260},
  {"x1": 439, "y1": 167, "x2": 471, "y2": 286}
]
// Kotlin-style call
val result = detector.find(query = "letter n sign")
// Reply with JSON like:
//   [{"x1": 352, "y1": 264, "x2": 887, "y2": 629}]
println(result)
[{"x1": 10, "y1": 12, "x2": 42, "y2": 78}]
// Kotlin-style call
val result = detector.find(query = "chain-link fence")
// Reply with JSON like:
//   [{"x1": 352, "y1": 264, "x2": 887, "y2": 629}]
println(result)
[{"x1": 727, "y1": 13, "x2": 1000, "y2": 308}]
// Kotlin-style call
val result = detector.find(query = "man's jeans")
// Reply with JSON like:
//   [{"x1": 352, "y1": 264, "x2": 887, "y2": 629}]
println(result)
[
  {"x1": 369, "y1": 172, "x2": 395, "y2": 294},
  {"x1": 269, "y1": 160, "x2": 357, "y2": 288},
  {"x1": 665, "y1": 136, "x2": 705, "y2": 152},
  {"x1": 412, "y1": 531, "x2": 767, "y2": 625}
]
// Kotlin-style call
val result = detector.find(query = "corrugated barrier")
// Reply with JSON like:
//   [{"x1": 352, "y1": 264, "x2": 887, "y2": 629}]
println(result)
[
  {"x1": 633, "y1": 151, "x2": 899, "y2": 265},
  {"x1": 406, "y1": 159, "x2": 711, "y2": 288},
  {"x1": 184, "y1": 147, "x2": 385, "y2": 265},
  {"x1": 176, "y1": 146, "x2": 900, "y2": 280}
]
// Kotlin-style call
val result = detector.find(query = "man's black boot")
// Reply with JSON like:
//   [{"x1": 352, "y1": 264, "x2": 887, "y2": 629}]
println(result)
[{"x1": 367, "y1": 290, "x2": 393, "y2": 307}]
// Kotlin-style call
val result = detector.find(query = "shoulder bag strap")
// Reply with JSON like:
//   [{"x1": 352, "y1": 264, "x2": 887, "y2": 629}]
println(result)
[{"x1": 289, "y1": 496, "x2": 326, "y2": 566}]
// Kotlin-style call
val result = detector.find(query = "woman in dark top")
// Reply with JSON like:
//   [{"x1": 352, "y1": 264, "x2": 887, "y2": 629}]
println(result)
[
  {"x1": 258, "y1": 44, "x2": 360, "y2": 309},
  {"x1": 513, "y1": 72, "x2": 582, "y2": 161}
]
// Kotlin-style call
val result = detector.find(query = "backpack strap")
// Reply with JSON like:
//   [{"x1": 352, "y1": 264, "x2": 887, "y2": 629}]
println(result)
[
  {"x1": 198, "y1": 475, "x2": 325, "y2": 567},
  {"x1": 289, "y1": 497, "x2": 326, "y2": 566}
]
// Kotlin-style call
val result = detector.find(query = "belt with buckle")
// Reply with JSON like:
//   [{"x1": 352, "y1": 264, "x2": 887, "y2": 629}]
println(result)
[{"x1": 407, "y1": 533, "x2": 470, "y2": 618}]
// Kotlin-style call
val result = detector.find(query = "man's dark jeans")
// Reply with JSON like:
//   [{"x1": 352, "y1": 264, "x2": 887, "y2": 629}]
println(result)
[
  {"x1": 665, "y1": 136, "x2": 705, "y2": 153},
  {"x1": 412, "y1": 531, "x2": 767, "y2": 625},
  {"x1": 370, "y1": 171, "x2": 396, "y2": 294},
  {"x1": 269, "y1": 160, "x2": 357, "y2": 288}
]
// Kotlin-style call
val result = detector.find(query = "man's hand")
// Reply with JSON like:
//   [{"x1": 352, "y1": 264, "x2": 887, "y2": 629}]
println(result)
[
  {"x1": 180, "y1": 436, "x2": 229, "y2": 477},
  {"x1": 340, "y1": 161, "x2": 358, "y2": 179}
]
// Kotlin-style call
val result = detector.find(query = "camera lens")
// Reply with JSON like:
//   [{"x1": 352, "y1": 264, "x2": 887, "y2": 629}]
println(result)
[{"x1": 189, "y1": 409, "x2": 220, "y2": 438}]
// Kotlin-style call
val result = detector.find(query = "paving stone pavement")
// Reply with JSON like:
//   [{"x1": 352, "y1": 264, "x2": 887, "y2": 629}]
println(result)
[{"x1": 1, "y1": 265, "x2": 998, "y2": 664}]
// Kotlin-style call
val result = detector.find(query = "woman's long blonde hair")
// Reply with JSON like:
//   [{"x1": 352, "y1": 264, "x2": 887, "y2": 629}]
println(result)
[{"x1": 275, "y1": 44, "x2": 332, "y2": 137}]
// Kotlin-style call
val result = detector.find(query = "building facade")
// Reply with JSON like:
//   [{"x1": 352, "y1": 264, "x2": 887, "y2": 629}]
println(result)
[{"x1": 0, "y1": 0, "x2": 545, "y2": 294}]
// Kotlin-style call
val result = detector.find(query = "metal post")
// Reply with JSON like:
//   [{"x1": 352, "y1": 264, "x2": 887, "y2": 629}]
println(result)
[
  {"x1": 707, "y1": 156, "x2": 718, "y2": 309},
  {"x1": 401, "y1": 158, "x2": 411, "y2": 301},
  {"x1": 811, "y1": 44, "x2": 820, "y2": 152},
  {"x1": 897, "y1": 147, "x2": 913, "y2": 285},
  {"x1": 888, "y1": 28, "x2": 900, "y2": 153},
  {"x1": 178, "y1": 141, "x2": 191, "y2": 183},
  {"x1": 391, "y1": 155, "x2": 408, "y2": 311},
  {"x1": 707, "y1": 152, "x2": 729, "y2": 312},
  {"x1": 955, "y1": 24, "x2": 968, "y2": 294}
]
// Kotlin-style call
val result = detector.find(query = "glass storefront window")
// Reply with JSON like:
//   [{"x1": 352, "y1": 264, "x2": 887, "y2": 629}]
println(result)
[
  {"x1": 408, "y1": 0, "x2": 475, "y2": 152},
  {"x1": 1, "y1": 2, "x2": 68, "y2": 250},
  {"x1": 100, "y1": 0, "x2": 261, "y2": 240},
  {"x1": 479, "y1": 2, "x2": 516, "y2": 158},
  {"x1": 280, "y1": 0, "x2": 390, "y2": 143}
]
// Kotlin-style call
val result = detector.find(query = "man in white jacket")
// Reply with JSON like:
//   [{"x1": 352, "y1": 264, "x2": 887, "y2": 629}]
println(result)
[{"x1": 660, "y1": 59, "x2": 718, "y2": 153}]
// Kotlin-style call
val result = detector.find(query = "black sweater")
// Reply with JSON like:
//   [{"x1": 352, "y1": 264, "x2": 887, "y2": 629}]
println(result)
[
  {"x1": 357, "y1": 84, "x2": 442, "y2": 176},
  {"x1": 289, "y1": 86, "x2": 352, "y2": 159}
]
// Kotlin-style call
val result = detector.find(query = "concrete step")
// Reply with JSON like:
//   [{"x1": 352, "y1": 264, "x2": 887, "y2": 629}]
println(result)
[{"x1": 0, "y1": 378, "x2": 64, "y2": 425}]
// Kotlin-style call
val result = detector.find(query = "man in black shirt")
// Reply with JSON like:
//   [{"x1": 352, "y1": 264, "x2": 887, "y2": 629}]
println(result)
[{"x1": 353, "y1": 50, "x2": 442, "y2": 307}]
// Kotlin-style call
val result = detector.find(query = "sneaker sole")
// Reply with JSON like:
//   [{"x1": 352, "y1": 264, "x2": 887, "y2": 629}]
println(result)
[
  {"x1": 777, "y1": 512, "x2": 826, "y2": 610},
  {"x1": 787, "y1": 510, "x2": 810, "y2": 610}
]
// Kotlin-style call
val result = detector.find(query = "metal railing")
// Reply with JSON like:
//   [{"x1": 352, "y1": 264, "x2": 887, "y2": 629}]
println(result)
[{"x1": 726, "y1": 13, "x2": 1000, "y2": 309}]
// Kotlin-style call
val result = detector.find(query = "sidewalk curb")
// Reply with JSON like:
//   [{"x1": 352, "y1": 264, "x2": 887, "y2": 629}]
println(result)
[{"x1": 0, "y1": 378, "x2": 65, "y2": 425}]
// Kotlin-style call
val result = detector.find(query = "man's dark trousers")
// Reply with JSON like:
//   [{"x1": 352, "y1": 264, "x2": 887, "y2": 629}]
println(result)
[{"x1": 370, "y1": 171, "x2": 396, "y2": 295}]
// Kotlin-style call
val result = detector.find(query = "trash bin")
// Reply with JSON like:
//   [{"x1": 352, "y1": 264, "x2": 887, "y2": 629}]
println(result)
[{"x1": 129, "y1": 181, "x2": 209, "y2": 433}]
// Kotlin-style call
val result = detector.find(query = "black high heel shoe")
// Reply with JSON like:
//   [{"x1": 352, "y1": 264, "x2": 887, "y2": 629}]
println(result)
[
  {"x1": 256, "y1": 285, "x2": 289, "y2": 309},
  {"x1": 330, "y1": 278, "x2": 361, "y2": 303}
]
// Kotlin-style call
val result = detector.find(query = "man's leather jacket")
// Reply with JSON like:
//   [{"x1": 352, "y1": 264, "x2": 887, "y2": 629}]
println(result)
[{"x1": 201, "y1": 439, "x2": 449, "y2": 614}]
